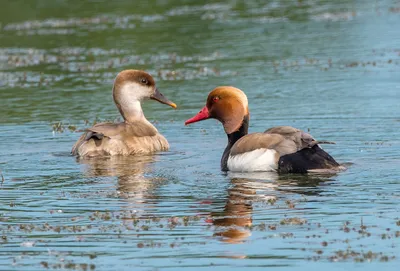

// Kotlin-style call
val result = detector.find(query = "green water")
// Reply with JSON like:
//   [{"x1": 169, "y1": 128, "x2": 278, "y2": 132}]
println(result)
[{"x1": 1, "y1": 0, "x2": 400, "y2": 270}]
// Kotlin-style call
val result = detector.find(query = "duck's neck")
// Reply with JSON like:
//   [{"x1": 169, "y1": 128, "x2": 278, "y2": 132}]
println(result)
[
  {"x1": 117, "y1": 100, "x2": 145, "y2": 123},
  {"x1": 115, "y1": 96, "x2": 154, "y2": 126},
  {"x1": 113, "y1": 84, "x2": 152, "y2": 124},
  {"x1": 221, "y1": 115, "x2": 249, "y2": 171}
]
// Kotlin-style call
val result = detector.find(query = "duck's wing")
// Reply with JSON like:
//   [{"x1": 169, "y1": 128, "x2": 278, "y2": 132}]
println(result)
[
  {"x1": 229, "y1": 132, "x2": 297, "y2": 157},
  {"x1": 71, "y1": 122, "x2": 124, "y2": 155},
  {"x1": 264, "y1": 126, "x2": 340, "y2": 173},
  {"x1": 265, "y1": 126, "x2": 335, "y2": 150}
]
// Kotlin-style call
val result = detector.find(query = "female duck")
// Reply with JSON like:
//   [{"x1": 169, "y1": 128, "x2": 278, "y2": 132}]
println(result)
[
  {"x1": 72, "y1": 70, "x2": 176, "y2": 157},
  {"x1": 185, "y1": 86, "x2": 342, "y2": 173}
]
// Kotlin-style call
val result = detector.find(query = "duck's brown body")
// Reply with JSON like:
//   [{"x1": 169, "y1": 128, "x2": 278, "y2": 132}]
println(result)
[
  {"x1": 71, "y1": 121, "x2": 169, "y2": 157},
  {"x1": 185, "y1": 86, "x2": 343, "y2": 173},
  {"x1": 71, "y1": 70, "x2": 176, "y2": 158}
]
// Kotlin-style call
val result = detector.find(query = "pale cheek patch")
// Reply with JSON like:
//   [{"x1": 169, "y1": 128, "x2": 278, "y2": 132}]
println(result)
[
  {"x1": 227, "y1": 148, "x2": 278, "y2": 172},
  {"x1": 120, "y1": 82, "x2": 150, "y2": 101}
]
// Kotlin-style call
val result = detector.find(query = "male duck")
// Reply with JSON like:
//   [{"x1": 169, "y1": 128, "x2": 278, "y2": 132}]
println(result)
[{"x1": 185, "y1": 86, "x2": 343, "y2": 173}]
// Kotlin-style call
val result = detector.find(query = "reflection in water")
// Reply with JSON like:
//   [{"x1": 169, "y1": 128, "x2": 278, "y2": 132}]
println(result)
[
  {"x1": 212, "y1": 178, "x2": 257, "y2": 244},
  {"x1": 77, "y1": 155, "x2": 166, "y2": 207},
  {"x1": 213, "y1": 172, "x2": 337, "y2": 244},
  {"x1": 78, "y1": 154, "x2": 337, "y2": 245}
]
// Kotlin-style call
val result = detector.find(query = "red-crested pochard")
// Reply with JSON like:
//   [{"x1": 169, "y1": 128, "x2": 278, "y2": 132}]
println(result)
[
  {"x1": 71, "y1": 70, "x2": 176, "y2": 157},
  {"x1": 185, "y1": 86, "x2": 343, "y2": 173}
]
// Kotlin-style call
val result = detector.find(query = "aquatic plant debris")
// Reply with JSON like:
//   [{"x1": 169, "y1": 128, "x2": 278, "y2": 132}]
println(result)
[
  {"x1": 0, "y1": 171, "x2": 4, "y2": 187},
  {"x1": 1, "y1": 0, "x2": 400, "y2": 269}
]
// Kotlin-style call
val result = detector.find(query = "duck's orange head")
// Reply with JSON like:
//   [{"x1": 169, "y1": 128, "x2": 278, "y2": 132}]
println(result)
[{"x1": 185, "y1": 86, "x2": 249, "y2": 134}]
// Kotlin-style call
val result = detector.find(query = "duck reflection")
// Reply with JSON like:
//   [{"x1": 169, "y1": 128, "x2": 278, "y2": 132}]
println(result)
[
  {"x1": 212, "y1": 177, "x2": 256, "y2": 244},
  {"x1": 77, "y1": 155, "x2": 166, "y2": 206},
  {"x1": 212, "y1": 172, "x2": 337, "y2": 244}
]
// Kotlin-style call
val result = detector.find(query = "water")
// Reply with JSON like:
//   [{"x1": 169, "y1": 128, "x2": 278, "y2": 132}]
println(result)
[{"x1": 1, "y1": 0, "x2": 400, "y2": 270}]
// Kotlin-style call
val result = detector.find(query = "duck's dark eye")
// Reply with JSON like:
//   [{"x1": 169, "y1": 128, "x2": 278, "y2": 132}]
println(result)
[{"x1": 140, "y1": 78, "x2": 148, "y2": 85}]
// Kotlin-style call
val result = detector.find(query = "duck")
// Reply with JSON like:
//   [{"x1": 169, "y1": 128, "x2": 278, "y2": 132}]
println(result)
[
  {"x1": 71, "y1": 69, "x2": 177, "y2": 157},
  {"x1": 185, "y1": 86, "x2": 343, "y2": 173}
]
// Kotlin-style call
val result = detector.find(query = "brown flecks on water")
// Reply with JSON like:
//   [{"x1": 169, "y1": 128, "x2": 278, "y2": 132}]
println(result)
[
  {"x1": 141, "y1": 225, "x2": 150, "y2": 231},
  {"x1": 341, "y1": 221, "x2": 351, "y2": 233},
  {"x1": 1, "y1": 46, "x2": 397, "y2": 90},
  {"x1": 257, "y1": 223, "x2": 267, "y2": 231},
  {"x1": 51, "y1": 122, "x2": 81, "y2": 133},
  {"x1": 389, "y1": 7, "x2": 400, "y2": 13},
  {"x1": 328, "y1": 249, "x2": 396, "y2": 262},
  {"x1": 280, "y1": 217, "x2": 307, "y2": 225},
  {"x1": 137, "y1": 242, "x2": 144, "y2": 248},
  {"x1": 346, "y1": 62, "x2": 358, "y2": 67},
  {"x1": 269, "y1": 48, "x2": 399, "y2": 74},
  {"x1": 40, "y1": 261, "x2": 49, "y2": 269},
  {"x1": 183, "y1": 216, "x2": 190, "y2": 226},
  {"x1": 267, "y1": 224, "x2": 277, "y2": 230},
  {"x1": 267, "y1": 198, "x2": 277, "y2": 205},
  {"x1": 285, "y1": 200, "x2": 296, "y2": 209},
  {"x1": 1, "y1": 49, "x2": 229, "y2": 88},
  {"x1": 3, "y1": 207, "x2": 400, "y2": 265},
  {"x1": 0, "y1": 171, "x2": 4, "y2": 187},
  {"x1": 280, "y1": 233, "x2": 294, "y2": 239},
  {"x1": 39, "y1": 261, "x2": 96, "y2": 270},
  {"x1": 52, "y1": 122, "x2": 65, "y2": 133}
]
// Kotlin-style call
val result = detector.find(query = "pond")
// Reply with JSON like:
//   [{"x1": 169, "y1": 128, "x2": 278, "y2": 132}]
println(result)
[{"x1": 0, "y1": 0, "x2": 399, "y2": 270}]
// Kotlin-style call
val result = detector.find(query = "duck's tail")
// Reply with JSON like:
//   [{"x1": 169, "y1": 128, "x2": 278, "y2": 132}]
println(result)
[{"x1": 278, "y1": 145, "x2": 342, "y2": 174}]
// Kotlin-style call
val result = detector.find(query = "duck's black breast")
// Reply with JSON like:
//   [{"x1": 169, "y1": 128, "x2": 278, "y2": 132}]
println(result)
[
  {"x1": 278, "y1": 145, "x2": 340, "y2": 174},
  {"x1": 221, "y1": 115, "x2": 250, "y2": 171}
]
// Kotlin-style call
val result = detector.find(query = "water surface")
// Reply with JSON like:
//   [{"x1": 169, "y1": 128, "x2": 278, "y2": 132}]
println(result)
[{"x1": 1, "y1": 0, "x2": 400, "y2": 270}]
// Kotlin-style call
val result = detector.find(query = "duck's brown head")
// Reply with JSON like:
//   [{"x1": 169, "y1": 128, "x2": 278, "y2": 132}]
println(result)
[
  {"x1": 185, "y1": 86, "x2": 249, "y2": 134},
  {"x1": 113, "y1": 70, "x2": 176, "y2": 109}
]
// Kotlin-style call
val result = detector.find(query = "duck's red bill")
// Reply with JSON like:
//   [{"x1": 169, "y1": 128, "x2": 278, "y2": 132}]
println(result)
[{"x1": 185, "y1": 106, "x2": 210, "y2": 125}]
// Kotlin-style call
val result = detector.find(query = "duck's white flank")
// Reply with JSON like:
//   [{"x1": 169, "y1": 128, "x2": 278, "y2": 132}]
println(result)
[{"x1": 227, "y1": 148, "x2": 278, "y2": 172}]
